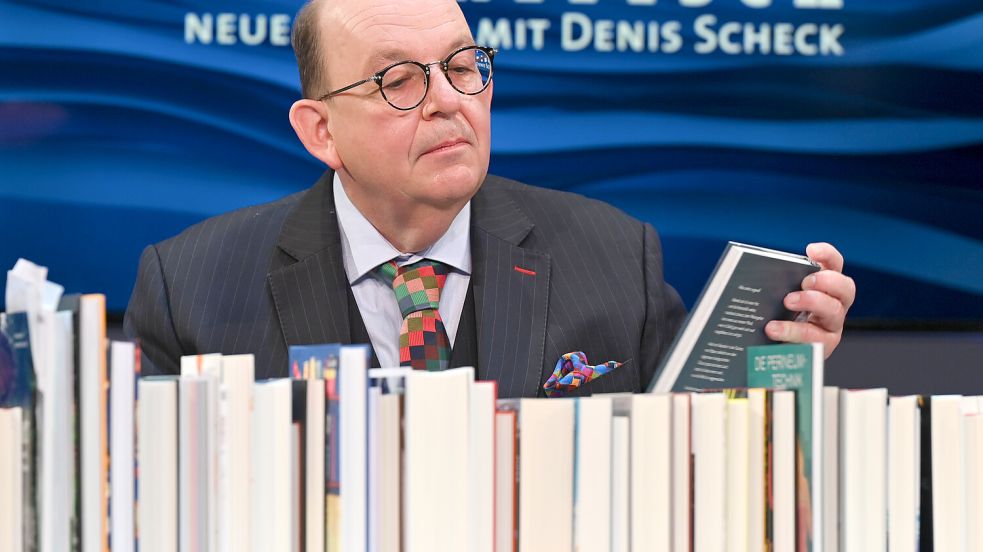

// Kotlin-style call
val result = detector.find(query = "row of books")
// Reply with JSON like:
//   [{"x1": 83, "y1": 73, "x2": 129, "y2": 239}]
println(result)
[
  {"x1": 2, "y1": 257, "x2": 982, "y2": 552},
  {"x1": 3, "y1": 305, "x2": 983, "y2": 552},
  {"x1": 1, "y1": 281, "x2": 110, "y2": 552}
]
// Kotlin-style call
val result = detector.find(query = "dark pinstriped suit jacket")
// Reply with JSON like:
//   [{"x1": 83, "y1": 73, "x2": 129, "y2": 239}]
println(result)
[{"x1": 124, "y1": 171, "x2": 686, "y2": 398}]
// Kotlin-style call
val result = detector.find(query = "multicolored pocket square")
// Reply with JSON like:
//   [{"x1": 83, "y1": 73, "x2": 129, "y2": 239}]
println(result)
[{"x1": 543, "y1": 351, "x2": 622, "y2": 398}]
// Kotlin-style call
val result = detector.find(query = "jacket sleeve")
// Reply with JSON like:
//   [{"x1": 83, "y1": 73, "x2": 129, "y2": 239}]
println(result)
[
  {"x1": 123, "y1": 245, "x2": 183, "y2": 376},
  {"x1": 638, "y1": 222, "x2": 687, "y2": 391}
]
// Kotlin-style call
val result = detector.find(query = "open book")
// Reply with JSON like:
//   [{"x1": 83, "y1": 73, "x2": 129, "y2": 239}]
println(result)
[{"x1": 648, "y1": 242, "x2": 819, "y2": 393}]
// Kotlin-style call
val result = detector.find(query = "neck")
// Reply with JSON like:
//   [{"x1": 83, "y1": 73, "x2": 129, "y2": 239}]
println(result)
[
  {"x1": 339, "y1": 174, "x2": 467, "y2": 254},
  {"x1": 376, "y1": 210, "x2": 460, "y2": 253}
]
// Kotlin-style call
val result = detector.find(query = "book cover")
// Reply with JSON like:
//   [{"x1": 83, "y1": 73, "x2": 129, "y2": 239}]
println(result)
[
  {"x1": 627, "y1": 394, "x2": 672, "y2": 552},
  {"x1": 404, "y1": 368, "x2": 474, "y2": 552},
  {"x1": 517, "y1": 398, "x2": 575, "y2": 552},
  {"x1": 375, "y1": 388, "x2": 402, "y2": 552},
  {"x1": 670, "y1": 393, "x2": 691, "y2": 552},
  {"x1": 930, "y1": 395, "x2": 965, "y2": 552},
  {"x1": 887, "y1": 395, "x2": 921, "y2": 552},
  {"x1": 573, "y1": 396, "x2": 613, "y2": 552},
  {"x1": 917, "y1": 396, "x2": 933, "y2": 552},
  {"x1": 290, "y1": 379, "x2": 309, "y2": 552},
  {"x1": 0, "y1": 312, "x2": 38, "y2": 552},
  {"x1": 365, "y1": 366, "x2": 410, "y2": 552},
  {"x1": 283, "y1": 375, "x2": 325, "y2": 552},
  {"x1": 494, "y1": 405, "x2": 518, "y2": 552},
  {"x1": 839, "y1": 388, "x2": 888, "y2": 552},
  {"x1": 470, "y1": 380, "x2": 497, "y2": 552},
  {"x1": 109, "y1": 341, "x2": 139, "y2": 552},
  {"x1": 726, "y1": 396, "x2": 750, "y2": 552},
  {"x1": 772, "y1": 390, "x2": 797, "y2": 552},
  {"x1": 288, "y1": 343, "x2": 341, "y2": 552},
  {"x1": 749, "y1": 388, "x2": 773, "y2": 552},
  {"x1": 216, "y1": 354, "x2": 255, "y2": 552},
  {"x1": 611, "y1": 416, "x2": 630, "y2": 552},
  {"x1": 691, "y1": 392, "x2": 727, "y2": 552},
  {"x1": 40, "y1": 309, "x2": 75, "y2": 552},
  {"x1": 821, "y1": 387, "x2": 839, "y2": 552},
  {"x1": 0, "y1": 312, "x2": 35, "y2": 409},
  {"x1": 136, "y1": 376, "x2": 178, "y2": 552},
  {"x1": 650, "y1": 242, "x2": 819, "y2": 393},
  {"x1": 78, "y1": 293, "x2": 108, "y2": 552},
  {"x1": 56, "y1": 293, "x2": 83, "y2": 552},
  {"x1": 0, "y1": 406, "x2": 24, "y2": 552},
  {"x1": 250, "y1": 379, "x2": 291, "y2": 550},
  {"x1": 180, "y1": 354, "x2": 221, "y2": 552},
  {"x1": 748, "y1": 343, "x2": 824, "y2": 552},
  {"x1": 965, "y1": 412, "x2": 983, "y2": 552},
  {"x1": 338, "y1": 345, "x2": 371, "y2": 552},
  {"x1": 178, "y1": 376, "x2": 212, "y2": 552}
]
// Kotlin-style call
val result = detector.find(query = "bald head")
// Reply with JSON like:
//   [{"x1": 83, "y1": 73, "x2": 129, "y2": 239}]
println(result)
[
  {"x1": 286, "y1": 0, "x2": 492, "y2": 254},
  {"x1": 290, "y1": 0, "x2": 471, "y2": 99}
]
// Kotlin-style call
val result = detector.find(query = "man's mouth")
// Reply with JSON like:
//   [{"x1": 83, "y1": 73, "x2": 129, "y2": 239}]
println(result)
[{"x1": 422, "y1": 139, "x2": 469, "y2": 156}]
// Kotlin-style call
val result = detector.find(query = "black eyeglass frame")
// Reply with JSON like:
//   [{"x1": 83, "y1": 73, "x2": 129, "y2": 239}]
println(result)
[{"x1": 316, "y1": 45, "x2": 497, "y2": 111}]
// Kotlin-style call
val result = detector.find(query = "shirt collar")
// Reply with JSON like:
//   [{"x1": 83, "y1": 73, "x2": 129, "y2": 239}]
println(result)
[{"x1": 333, "y1": 172, "x2": 471, "y2": 284}]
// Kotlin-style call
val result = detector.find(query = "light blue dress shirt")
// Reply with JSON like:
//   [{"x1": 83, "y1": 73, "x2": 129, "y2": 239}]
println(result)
[{"x1": 333, "y1": 172, "x2": 472, "y2": 368}]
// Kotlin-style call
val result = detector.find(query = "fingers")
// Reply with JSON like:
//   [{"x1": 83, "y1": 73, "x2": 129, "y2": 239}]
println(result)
[
  {"x1": 801, "y1": 270, "x2": 857, "y2": 311},
  {"x1": 806, "y1": 242, "x2": 844, "y2": 273},
  {"x1": 765, "y1": 319, "x2": 841, "y2": 358},
  {"x1": 765, "y1": 242, "x2": 854, "y2": 358},
  {"x1": 783, "y1": 290, "x2": 845, "y2": 334}
]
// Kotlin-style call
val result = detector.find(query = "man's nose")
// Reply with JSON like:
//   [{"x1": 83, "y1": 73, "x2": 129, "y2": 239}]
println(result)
[{"x1": 421, "y1": 66, "x2": 462, "y2": 119}]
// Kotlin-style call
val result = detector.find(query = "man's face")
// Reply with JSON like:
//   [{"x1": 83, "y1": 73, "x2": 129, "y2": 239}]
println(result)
[{"x1": 320, "y1": 0, "x2": 492, "y2": 215}]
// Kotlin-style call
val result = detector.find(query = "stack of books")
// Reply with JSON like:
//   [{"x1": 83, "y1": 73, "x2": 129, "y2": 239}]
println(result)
[
  {"x1": 3, "y1": 254, "x2": 982, "y2": 552},
  {"x1": 1, "y1": 285, "x2": 113, "y2": 552},
  {"x1": 4, "y1": 306, "x2": 983, "y2": 552}
]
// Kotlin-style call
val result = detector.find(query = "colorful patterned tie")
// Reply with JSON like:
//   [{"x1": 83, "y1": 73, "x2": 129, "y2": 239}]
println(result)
[{"x1": 375, "y1": 259, "x2": 451, "y2": 371}]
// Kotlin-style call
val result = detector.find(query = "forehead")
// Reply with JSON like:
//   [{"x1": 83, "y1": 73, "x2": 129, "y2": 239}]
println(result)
[{"x1": 326, "y1": 0, "x2": 474, "y2": 71}]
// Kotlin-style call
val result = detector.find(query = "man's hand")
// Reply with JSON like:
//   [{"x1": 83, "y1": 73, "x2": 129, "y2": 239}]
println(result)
[{"x1": 764, "y1": 242, "x2": 856, "y2": 358}]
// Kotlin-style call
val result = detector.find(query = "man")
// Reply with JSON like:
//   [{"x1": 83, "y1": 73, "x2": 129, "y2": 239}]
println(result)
[{"x1": 124, "y1": 0, "x2": 855, "y2": 397}]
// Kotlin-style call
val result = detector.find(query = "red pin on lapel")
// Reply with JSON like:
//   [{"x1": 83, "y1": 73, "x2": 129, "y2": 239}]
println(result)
[{"x1": 513, "y1": 266, "x2": 536, "y2": 276}]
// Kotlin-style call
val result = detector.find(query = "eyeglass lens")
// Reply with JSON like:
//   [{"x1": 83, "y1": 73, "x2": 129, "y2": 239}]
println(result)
[{"x1": 379, "y1": 47, "x2": 493, "y2": 110}]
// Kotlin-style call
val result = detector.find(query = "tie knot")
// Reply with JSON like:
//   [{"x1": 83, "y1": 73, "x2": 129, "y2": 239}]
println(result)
[{"x1": 375, "y1": 259, "x2": 450, "y2": 318}]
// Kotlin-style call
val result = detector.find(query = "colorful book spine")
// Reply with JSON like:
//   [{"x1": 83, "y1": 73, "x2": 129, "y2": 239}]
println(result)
[
  {"x1": 748, "y1": 343, "x2": 824, "y2": 552},
  {"x1": 289, "y1": 343, "x2": 341, "y2": 552}
]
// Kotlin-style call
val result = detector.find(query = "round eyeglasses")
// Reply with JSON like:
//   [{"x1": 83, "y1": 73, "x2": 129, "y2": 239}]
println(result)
[{"x1": 317, "y1": 45, "x2": 496, "y2": 111}]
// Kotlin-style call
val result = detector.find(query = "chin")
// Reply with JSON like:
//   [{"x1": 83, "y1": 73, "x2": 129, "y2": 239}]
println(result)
[{"x1": 428, "y1": 165, "x2": 483, "y2": 202}]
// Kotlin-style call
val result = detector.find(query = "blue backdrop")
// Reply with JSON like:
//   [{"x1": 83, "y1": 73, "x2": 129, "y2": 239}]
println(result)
[{"x1": 1, "y1": 0, "x2": 981, "y2": 321}]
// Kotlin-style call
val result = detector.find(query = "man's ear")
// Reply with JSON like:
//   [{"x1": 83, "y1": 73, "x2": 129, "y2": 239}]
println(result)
[{"x1": 288, "y1": 99, "x2": 342, "y2": 169}]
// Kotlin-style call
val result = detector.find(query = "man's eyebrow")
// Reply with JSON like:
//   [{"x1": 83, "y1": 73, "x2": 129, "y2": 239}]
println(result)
[
  {"x1": 365, "y1": 48, "x2": 408, "y2": 71},
  {"x1": 364, "y1": 36, "x2": 476, "y2": 72}
]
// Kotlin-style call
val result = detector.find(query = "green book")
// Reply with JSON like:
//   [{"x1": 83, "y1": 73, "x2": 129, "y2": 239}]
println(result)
[{"x1": 747, "y1": 343, "x2": 824, "y2": 552}]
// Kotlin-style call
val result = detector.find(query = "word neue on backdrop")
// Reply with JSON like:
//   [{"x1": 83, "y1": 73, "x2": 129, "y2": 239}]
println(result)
[{"x1": 182, "y1": 0, "x2": 846, "y2": 56}]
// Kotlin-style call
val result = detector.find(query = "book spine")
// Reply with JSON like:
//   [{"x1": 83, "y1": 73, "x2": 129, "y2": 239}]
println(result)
[
  {"x1": 764, "y1": 390, "x2": 773, "y2": 552},
  {"x1": 71, "y1": 310, "x2": 82, "y2": 552},
  {"x1": 918, "y1": 396, "x2": 933, "y2": 552},
  {"x1": 23, "y1": 405, "x2": 38, "y2": 552}
]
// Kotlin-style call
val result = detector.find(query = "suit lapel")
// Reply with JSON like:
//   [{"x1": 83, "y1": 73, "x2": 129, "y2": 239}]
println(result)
[
  {"x1": 267, "y1": 171, "x2": 375, "y2": 357},
  {"x1": 471, "y1": 179, "x2": 551, "y2": 398},
  {"x1": 268, "y1": 171, "x2": 549, "y2": 391}
]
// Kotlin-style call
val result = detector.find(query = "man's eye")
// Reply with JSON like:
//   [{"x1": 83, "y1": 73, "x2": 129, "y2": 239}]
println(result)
[{"x1": 384, "y1": 77, "x2": 408, "y2": 90}]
